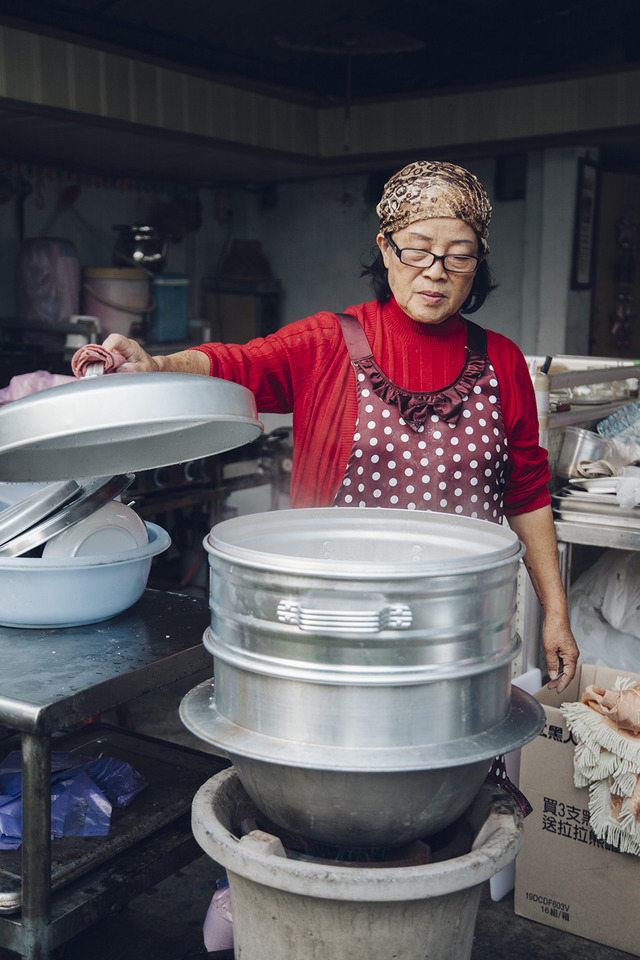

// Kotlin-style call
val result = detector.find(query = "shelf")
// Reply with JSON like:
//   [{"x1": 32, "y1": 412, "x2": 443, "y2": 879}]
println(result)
[
  {"x1": 0, "y1": 590, "x2": 218, "y2": 960},
  {"x1": 0, "y1": 815, "x2": 203, "y2": 955},
  {"x1": 548, "y1": 365, "x2": 638, "y2": 390},
  {"x1": 0, "y1": 724, "x2": 228, "y2": 915},
  {"x1": 549, "y1": 401, "x2": 629, "y2": 429},
  {"x1": 555, "y1": 519, "x2": 640, "y2": 550}
]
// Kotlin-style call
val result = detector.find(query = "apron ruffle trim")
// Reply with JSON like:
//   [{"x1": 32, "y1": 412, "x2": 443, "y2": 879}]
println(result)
[{"x1": 360, "y1": 351, "x2": 486, "y2": 430}]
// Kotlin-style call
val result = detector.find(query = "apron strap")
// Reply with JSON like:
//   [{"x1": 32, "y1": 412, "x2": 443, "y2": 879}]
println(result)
[
  {"x1": 335, "y1": 312, "x2": 373, "y2": 361},
  {"x1": 465, "y1": 318, "x2": 487, "y2": 356}
]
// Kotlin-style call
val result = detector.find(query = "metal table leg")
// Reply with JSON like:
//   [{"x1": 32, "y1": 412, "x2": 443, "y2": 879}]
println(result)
[{"x1": 21, "y1": 732, "x2": 52, "y2": 960}]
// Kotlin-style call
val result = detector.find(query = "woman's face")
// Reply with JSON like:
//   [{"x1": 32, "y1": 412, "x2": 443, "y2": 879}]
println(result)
[{"x1": 376, "y1": 217, "x2": 481, "y2": 324}]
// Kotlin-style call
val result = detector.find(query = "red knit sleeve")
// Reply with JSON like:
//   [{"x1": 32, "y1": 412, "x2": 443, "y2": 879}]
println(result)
[
  {"x1": 486, "y1": 331, "x2": 551, "y2": 515},
  {"x1": 189, "y1": 312, "x2": 356, "y2": 507},
  {"x1": 189, "y1": 314, "x2": 337, "y2": 413}
]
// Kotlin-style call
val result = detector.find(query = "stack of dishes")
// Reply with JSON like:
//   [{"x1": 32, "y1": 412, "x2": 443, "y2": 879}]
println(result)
[
  {"x1": 0, "y1": 477, "x2": 170, "y2": 628},
  {"x1": 0, "y1": 476, "x2": 136, "y2": 557},
  {"x1": 552, "y1": 477, "x2": 640, "y2": 528}
]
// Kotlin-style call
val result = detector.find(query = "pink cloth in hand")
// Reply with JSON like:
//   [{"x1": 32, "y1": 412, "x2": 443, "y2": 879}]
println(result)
[{"x1": 71, "y1": 344, "x2": 127, "y2": 378}]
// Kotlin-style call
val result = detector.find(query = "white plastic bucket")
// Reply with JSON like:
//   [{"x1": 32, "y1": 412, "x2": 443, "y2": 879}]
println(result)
[
  {"x1": 191, "y1": 768, "x2": 524, "y2": 960},
  {"x1": 82, "y1": 267, "x2": 152, "y2": 338}
]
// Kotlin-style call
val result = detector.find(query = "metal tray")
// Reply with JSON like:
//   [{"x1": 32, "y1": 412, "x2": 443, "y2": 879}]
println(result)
[
  {"x1": 0, "y1": 480, "x2": 80, "y2": 547},
  {"x1": 0, "y1": 372, "x2": 263, "y2": 481},
  {"x1": 0, "y1": 723, "x2": 229, "y2": 913},
  {"x1": 559, "y1": 490, "x2": 621, "y2": 506},
  {"x1": 554, "y1": 509, "x2": 640, "y2": 530},
  {"x1": 552, "y1": 492, "x2": 640, "y2": 520},
  {"x1": 0, "y1": 475, "x2": 134, "y2": 557},
  {"x1": 553, "y1": 495, "x2": 640, "y2": 530}
]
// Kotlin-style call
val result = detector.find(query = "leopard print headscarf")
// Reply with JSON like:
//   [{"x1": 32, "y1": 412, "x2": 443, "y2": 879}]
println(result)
[{"x1": 377, "y1": 161, "x2": 492, "y2": 253}]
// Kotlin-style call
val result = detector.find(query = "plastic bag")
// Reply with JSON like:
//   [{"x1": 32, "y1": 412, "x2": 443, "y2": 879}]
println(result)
[
  {"x1": 569, "y1": 549, "x2": 640, "y2": 671},
  {"x1": 17, "y1": 237, "x2": 80, "y2": 326},
  {"x1": 51, "y1": 771, "x2": 112, "y2": 838},
  {"x1": 612, "y1": 435, "x2": 640, "y2": 466},
  {"x1": 84, "y1": 757, "x2": 148, "y2": 808},
  {"x1": 203, "y1": 876, "x2": 234, "y2": 952},
  {"x1": 0, "y1": 750, "x2": 147, "y2": 849},
  {"x1": 616, "y1": 465, "x2": 640, "y2": 510},
  {"x1": 599, "y1": 551, "x2": 640, "y2": 637},
  {"x1": 0, "y1": 371, "x2": 74, "y2": 405}
]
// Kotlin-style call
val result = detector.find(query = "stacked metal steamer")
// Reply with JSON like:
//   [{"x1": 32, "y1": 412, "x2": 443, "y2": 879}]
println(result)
[{"x1": 181, "y1": 507, "x2": 545, "y2": 847}]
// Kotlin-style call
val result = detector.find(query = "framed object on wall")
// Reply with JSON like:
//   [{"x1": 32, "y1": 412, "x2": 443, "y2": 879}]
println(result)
[{"x1": 571, "y1": 158, "x2": 599, "y2": 290}]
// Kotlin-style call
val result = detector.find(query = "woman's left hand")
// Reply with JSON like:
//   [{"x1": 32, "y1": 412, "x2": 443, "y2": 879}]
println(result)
[
  {"x1": 541, "y1": 611, "x2": 579, "y2": 695},
  {"x1": 507, "y1": 505, "x2": 579, "y2": 695}
]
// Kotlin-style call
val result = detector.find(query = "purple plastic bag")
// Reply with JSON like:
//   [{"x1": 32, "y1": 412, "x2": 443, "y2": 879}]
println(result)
[
  {"x1": 0, "y1": 750, "x2": 147, "y2": 848},
  {"x1": 0, "y1": 795, "x2": 23, "y2": 849},
  {"x1": 51, "y1": 771, "x2": 112, "y2": 838},
  {"x1": 85, "y1": 757, "x2": 148, "y2": 808}
]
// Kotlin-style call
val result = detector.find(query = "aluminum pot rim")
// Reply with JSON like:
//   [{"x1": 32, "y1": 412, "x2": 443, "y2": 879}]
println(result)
[
  {"x1": 205, "y1": 507, "x2": 524, "y2": 580},
  {"x1": 180, "y1": 680, "x2": 545, "y2": 771}
]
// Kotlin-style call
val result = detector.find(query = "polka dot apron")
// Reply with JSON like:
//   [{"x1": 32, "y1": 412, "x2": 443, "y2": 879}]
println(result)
[
  {"x1": 332, "y1": 313, "x2": 510, "y2": 523},
  {"x1": 332, "y1": 314, "x2": 530, "y2": 813}
]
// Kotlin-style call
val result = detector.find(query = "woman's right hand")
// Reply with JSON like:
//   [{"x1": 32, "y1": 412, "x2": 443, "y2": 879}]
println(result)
[
  {"x1": 102, "y1": 334, "x2": 211, "y2": 376},
  {"x1": 102, "y1": 334, "x2": 162, "y2": 372}
]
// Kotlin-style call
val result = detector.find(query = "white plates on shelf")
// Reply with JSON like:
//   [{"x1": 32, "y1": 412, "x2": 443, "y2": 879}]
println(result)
[{"x1": 566, "y1": 477, "x2": 620, "y2": 496}]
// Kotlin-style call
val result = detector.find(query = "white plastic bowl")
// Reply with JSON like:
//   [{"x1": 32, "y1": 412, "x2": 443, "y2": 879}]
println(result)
[
  {"x1": 0, "y1": 522, "x2": 170, "y2": 629},
  {"x1": 42, "y1": 500, "x2": 149, "y2": 558}
]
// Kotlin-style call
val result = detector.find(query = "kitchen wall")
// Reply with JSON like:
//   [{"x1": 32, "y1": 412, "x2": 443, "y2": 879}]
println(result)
[
  {"x1": 0, "y1": 144, "x2": 592, "y2": 361},
  {"x1": 0, "y1": 171, "x2": 238, "y2": 326},
  {"x1": 242, "y1": 148, "x2": 592, "y2": 355},
  {"x1": 0, "y1": 19, "x2": 634, "y2": 360}
]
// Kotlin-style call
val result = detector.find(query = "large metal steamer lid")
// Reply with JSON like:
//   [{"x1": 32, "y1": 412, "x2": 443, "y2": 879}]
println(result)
[
  {"x1": 0, "y1": 372, "x2": 264, "y2": 481},
  {"x1": 206, "y1": 507, "x2": 524, "y2": 579}
]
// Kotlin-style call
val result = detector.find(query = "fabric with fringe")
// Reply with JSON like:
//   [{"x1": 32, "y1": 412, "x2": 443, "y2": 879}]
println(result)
[{"x1": 560, "y1": 676, "x2": 640, "y2": 856}]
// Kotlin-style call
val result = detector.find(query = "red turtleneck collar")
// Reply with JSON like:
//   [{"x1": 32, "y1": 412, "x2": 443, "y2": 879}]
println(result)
[{"x1": 381, "y1": 298, "x2": 466, "y2": 340}]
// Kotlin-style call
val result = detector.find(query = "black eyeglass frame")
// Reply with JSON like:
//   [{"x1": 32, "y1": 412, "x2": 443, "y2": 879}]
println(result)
[{"x1": 385, "y1": 234, "x2": 481, "y2": 274}]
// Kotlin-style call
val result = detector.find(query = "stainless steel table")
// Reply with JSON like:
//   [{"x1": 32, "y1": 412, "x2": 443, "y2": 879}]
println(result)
[{"x1": 0, "y1": 589, "x2": 217, "y2": 960}]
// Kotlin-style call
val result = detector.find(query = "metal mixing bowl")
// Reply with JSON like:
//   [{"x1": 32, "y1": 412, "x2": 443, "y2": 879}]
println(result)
[
  {"x1": 181, "y1": 681, "x2": 545, "y2": 847},
  {"x1": 229, "y1": 755, "x2": 492, "y2": 847}
]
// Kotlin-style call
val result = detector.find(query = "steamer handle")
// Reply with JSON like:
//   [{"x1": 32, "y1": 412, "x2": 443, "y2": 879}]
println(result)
[{"x1": 276, "y1": 600, "x2": 412, "y2": 633}]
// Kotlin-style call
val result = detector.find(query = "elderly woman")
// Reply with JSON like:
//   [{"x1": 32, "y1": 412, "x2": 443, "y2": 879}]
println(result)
[{"x1": 103, "y1": 159, "x2": 578, "y2": 693}]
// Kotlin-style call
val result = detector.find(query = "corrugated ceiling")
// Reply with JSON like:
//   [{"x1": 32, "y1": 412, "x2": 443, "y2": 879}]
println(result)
[{"x1": 0, "y1": 0, "x2": 638, "y2": 184}]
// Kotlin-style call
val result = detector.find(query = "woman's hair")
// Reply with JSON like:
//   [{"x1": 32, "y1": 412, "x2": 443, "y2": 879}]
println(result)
[{"x1": 361, "y1": 246, "x2": 498, "y2": 315}]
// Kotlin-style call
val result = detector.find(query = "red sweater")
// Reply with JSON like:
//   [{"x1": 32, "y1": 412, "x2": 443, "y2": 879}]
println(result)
[{"x1": 193, "y1": 298, "x2": 551, "y2": 514}]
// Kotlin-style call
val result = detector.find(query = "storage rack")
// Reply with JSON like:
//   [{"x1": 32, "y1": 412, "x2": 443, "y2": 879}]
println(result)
[{"x1": 0, "y1": 590, "x2": 225, "y2": 960}]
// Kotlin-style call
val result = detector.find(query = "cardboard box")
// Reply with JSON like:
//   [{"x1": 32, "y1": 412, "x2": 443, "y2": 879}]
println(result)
[{"x1": 514, "y1": 663, "x2": 640, "y2": 956}]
